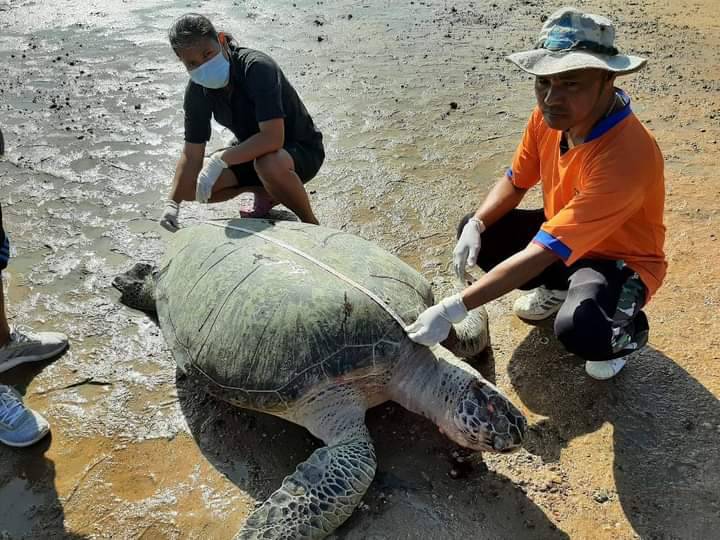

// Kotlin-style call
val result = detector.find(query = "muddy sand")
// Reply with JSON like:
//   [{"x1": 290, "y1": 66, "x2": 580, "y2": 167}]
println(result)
[{"x1": 0, "y1": 0, "x2": 718, "y2": 538}]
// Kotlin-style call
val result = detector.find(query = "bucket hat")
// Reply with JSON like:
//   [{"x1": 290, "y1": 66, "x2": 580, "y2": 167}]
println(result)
[{"x1": 507, "y1": 7, "x2": 646, "y2": 76}]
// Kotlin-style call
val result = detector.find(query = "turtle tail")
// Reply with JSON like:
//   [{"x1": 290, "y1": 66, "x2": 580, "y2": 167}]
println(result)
[{"x1": 112, "y1": 262, "x2": 158, "y2": 314}]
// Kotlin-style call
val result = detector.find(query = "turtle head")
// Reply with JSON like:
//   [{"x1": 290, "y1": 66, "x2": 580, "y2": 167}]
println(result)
[
  {"x1": 112, "y1": 263, "x2": 158, "y2": 314},
  {"x1": 445, "y1": 379, "x2": 527, "y2": 453}
]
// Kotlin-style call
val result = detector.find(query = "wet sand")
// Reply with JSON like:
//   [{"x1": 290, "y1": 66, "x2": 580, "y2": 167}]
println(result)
[{"x1": 0, "y1": 0, "x2": 718, "y2": 538}]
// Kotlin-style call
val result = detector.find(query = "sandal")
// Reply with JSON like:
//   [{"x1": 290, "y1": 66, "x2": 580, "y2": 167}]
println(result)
[{"x1": 239, "y1": 191, "x2": 278, "y2": 218}]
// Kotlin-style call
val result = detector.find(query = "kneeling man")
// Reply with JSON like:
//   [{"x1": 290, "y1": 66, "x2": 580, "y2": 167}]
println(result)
[{"x1": 406, "y1": 8, "x2": 666, "y2": 380}]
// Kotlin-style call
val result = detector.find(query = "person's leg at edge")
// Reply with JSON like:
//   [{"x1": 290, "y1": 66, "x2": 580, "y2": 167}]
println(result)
[
  {"x1": 554, "y1": 261, "x2": 649, "y2": 380},
  {"x1": 0, "y1": 211, "x2": 69, "y2": 446},
  {"x1": 0, "y1": 274, "x2": 69, "y2": 374},
  {"x1": 0, "y1": 212, "x2": 11, "y2": 346},
  {"x1": 0, "y1": 273, "x2": 10, "y2": 346},
  {"x1": 0, "y1": 270, "x2": 53, "y2": 447},
  {"x1": 458, "y1": 209, "x2": 570, "y2": 319}
]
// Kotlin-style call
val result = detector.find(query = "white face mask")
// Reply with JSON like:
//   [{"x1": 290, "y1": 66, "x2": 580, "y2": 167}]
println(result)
[{"x1": 189, "y1": 48, "x2": 230, "y2": 89}]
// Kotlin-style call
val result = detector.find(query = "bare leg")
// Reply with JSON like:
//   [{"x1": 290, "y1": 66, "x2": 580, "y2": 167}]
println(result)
[
  {"x1": 208, "y1": 170, "x2": 259, "y2": 203},
  {"x1": 0, "y1": 274, "x2": 10, "y2": 346},
  {"x1": 255, "y1": 150, "x2": 319, "y2": 225}
]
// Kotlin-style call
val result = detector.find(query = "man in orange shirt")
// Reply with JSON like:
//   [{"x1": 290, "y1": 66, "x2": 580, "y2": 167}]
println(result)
[{"x1": 406, "y1": 7, "x2": 666, "y2": 380}]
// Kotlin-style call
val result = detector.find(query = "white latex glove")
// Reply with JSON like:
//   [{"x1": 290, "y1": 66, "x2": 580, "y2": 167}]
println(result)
[
  {"x1": 452, "y1": 217, "x2": 485, "y2": 280},
  {"x1": 196, "y1": 154, "x2": 228, "y2": 203},
  {"x1": 405, "y1": 293, "x2": 469, "y2": 347},
  {"x1": 159, "y1": 200, "x2": 180, "y2": 232}
]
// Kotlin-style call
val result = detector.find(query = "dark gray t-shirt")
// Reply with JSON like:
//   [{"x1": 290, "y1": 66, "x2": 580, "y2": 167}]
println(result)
[{"x1": 183, "y1": 44, "x2": 321, "y2": 146}]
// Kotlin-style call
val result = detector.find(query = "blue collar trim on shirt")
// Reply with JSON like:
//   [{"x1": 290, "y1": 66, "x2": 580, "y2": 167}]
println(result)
[{"x1": 584, "y1": 89, "x2": 632, "y2": 144}]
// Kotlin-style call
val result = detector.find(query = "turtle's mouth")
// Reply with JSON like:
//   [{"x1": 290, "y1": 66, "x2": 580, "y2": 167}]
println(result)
[
  {"x1": 490, "y1": 428, "x2": 525, "y2": 453},
  {"x1": 470, "y1": 432, "x2": 521, "y2": 454},
  {"x1": 467, "y1": 433, "x2": 495, "y2": 453},
  {"x1": 494, "y1": 440, "x2": 521, "y2": 454}
]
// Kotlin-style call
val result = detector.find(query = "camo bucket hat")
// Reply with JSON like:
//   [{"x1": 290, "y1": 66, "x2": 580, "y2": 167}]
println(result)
[{"x1": 507, "y1": 7, "x2": 646, "y2": 76}]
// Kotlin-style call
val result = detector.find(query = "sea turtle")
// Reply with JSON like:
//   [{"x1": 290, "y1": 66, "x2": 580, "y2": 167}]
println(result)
[{"x1": 113, "y1": 218, "x2": 527, "y2": 539}]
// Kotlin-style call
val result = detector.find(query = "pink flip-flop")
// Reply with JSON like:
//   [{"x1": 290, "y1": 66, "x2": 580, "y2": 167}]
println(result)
[{"x1": 239, "y1": 191, "x2": 278, "y2": 218}]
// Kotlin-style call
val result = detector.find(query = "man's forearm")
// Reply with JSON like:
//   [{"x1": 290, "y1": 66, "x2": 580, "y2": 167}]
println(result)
[
  {"x1": 221, "y1": 131, "x2": 282, "y2": 166},
  {"x1": 461, "y1": 243, "x2": 558, "y2": 310},
  {"x1": 169, "y1": 154, "x2": 202, "y2": 203},
  {"x1": 473, "y1": 176, "x2": 527, "y2": 227}
]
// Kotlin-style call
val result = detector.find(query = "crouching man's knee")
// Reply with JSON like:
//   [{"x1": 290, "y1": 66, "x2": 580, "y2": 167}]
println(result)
[
  {"x1": 254, "y1": 150, "x2": 293, "y2": 183},
  {"x1": 554, "y1": 301, "x2": 614, "y2": 361}
]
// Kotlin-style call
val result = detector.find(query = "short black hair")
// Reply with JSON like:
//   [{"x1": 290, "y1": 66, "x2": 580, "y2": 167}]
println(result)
[{"x1": 168, "y1": 13, "x2": 218, "y2": 51}]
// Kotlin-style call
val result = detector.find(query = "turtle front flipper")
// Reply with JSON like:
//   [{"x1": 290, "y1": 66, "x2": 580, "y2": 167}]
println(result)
[{"x1": 237, "y1": 401, "x2": 376, "y2": 540}]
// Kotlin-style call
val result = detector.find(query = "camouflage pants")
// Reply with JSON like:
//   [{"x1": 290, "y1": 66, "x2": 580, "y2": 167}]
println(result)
[
  {"x1": 609, "y1": 263, "x2": 649, "y2": 355},
  {"x1": 554, "y1": 260, "x2": 649, "y2": 361}
]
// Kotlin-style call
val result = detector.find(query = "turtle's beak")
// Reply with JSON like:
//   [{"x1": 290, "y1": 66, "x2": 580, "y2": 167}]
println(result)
[
  {"x1": 497, "y1": 444, "x2": 518, "y2": 454},
  {"x1": 491, "y1": 421, "x2": 526, "y2": 453},
  {"x1": 491, "y1": 434, "x2": 518, "y2": 453}
]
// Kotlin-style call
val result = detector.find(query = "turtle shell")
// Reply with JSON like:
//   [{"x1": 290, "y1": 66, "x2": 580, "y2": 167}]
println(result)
[{"x1": 155, "y1": 219, "x2": 433, "y2": 411}]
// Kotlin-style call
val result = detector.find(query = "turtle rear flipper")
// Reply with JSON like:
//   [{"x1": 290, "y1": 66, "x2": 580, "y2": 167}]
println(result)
[{"x1": 237, "y1": 400, "x2": 375, "y2": 539}]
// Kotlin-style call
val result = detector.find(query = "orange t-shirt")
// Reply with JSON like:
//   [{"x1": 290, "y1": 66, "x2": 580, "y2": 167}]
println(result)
[{"x1": 508, "y1": 92, "x2": 667, "y2": 299}]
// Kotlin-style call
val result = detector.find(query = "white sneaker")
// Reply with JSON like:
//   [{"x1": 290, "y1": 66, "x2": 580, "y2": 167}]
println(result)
[
  {"x1": 0, "y1": 326, "x2": 68, "y2": 374},
  {"x1": 585, "y1": 347, "x2": 645, "y2": 380},
  {"x1": 585, "y1": 358, "x2": 627, "y2": 380},
  {"x1": 513, "y1": 286, "x2": 568, "y2": 321}
]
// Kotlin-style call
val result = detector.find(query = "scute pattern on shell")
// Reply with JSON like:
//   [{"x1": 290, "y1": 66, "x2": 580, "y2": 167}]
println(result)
[{"x1": 155, "y1": 219, "x2": 434, "y2": 409}]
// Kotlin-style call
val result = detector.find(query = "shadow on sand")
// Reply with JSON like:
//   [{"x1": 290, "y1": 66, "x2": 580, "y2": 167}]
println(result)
[
  {"x1": 0, "y1": 361, "x2": 88, "y2": 540},
  {"x1": 508, "y1": 326, "x2": 720, "y2": 539}
]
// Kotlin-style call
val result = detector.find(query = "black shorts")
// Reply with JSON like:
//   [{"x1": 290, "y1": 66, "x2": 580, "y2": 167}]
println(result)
[
  {"x1": 228, "y1": 138, "x2": 324, "y2": 188},
  {"x1": 0, "y1": 203, "x2": 9, "y2": 272}
]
